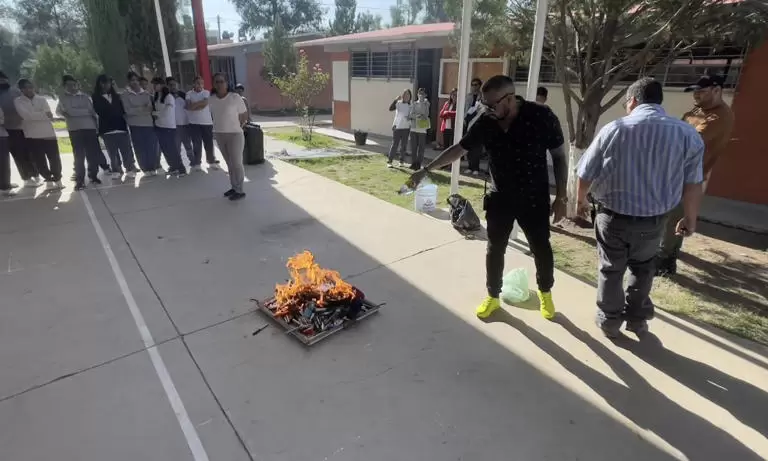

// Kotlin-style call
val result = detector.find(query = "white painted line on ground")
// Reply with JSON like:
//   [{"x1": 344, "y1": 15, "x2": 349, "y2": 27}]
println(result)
[{"x1": 80, "y1": 191, "x2": 210, "y2": 461}]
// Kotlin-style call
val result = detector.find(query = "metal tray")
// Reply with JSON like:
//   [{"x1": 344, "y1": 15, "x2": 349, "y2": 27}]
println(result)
[{"x1": 256, "y1": 298, "x2": 383, "y2": 346}]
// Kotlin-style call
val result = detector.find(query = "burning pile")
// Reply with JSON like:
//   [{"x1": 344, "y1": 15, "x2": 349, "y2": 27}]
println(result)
[{"x1": 263, "y1": 251, "x2": 365, "y2": 338}]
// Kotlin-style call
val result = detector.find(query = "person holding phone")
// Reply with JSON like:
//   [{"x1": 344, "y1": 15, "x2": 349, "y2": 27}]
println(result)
[{"x1": 575, "y1": 78, "x2": 705, "y2": 339}]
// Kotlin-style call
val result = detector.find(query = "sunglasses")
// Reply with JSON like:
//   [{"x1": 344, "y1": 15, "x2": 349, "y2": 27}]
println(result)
[{"x1": 483, "y1": 92, "x2": 514, "y2": 110}]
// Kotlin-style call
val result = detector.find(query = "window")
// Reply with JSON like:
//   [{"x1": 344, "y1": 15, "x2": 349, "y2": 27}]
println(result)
[
  {"x1": 350, "y1": 49, "x2": 414, "y2": 79},
  {"x1": 351, "y1": 51, "x2": 369, "y2": 77},
  {"x1": 371, "y1": 52, "x2": 389, "y2": 77},
  {"x1": 390, "y1": 49, "x2": 414, "y2": 79}
]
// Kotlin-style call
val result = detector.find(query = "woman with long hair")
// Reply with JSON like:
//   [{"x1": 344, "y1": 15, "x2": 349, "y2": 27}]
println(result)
[
  {"x1": 151, "y1": 77, "x2": 187, "y2": 176},
  {"x1": 387, "y1": 88, "x2": 412, "y2": 168},
  {"x1": 91, "y1": 74, "x2": 137, "y2": 178},
  {"x1": 208, "y1": 72, "x2": 248, "y2": 201},
  {"x1": 439, "y1": 88, "x2": 458, "y2": 150}
]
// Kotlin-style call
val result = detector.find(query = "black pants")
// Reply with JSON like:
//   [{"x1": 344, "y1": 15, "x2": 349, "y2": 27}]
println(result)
[
  {"x1": 442, "y1": 129, "x2": 454, "y2": 147},
  {"x1": 188, "y1": 124, "x2": 215, "y2": 165},
  {"x1": 486, "y1": 195, "x2": 554, "y2": 297},
  {"x1": 28, "y1": 138, "x2": 62, "y2": 182},
  {"x1": 0, "y1": 136, "x2": 10, "y2": 190},
  {"x1": 69, "y1": 129, "x2": 102, "y2": 184},
  {"x1": 7, "y1": 129, "x2": 37, "y2": 180}
]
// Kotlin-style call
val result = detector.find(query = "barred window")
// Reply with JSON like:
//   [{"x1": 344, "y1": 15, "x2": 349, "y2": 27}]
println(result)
[
  {"x1": 371, "y1": 52, "x2": 389, "y2": 77},
  {"x1": 351, "y1": 51, "x2": 369, "y2": 77},
  {"x1": 390, "y1": 49, "x2": 414, "y2": 79}
]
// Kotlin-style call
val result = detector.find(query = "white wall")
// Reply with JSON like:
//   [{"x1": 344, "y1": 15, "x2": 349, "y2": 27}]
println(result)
[
  {"x1": 530, "y1": 83, "x2": 735, "y2": 135},
  {"x1": 350, "y1": 78, "x2": 414, "y2": 136},
  {"x1": 332, "y1": 61, "x2": 349, "y2": 102}
]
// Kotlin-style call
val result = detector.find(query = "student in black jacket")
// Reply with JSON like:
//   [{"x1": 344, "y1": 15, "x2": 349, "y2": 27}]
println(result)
[{"x1": 92, "y1": 74, "x2": 138, "y2": 178}]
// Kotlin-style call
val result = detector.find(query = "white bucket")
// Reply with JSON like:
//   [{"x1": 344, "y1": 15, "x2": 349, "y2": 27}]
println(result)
[{"x1": 414, "y1": 183, "x2": 438, "y2": 213}]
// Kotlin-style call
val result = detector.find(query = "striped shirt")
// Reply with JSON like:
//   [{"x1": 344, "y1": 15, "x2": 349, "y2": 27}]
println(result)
[{"x1": 577, "y1": 104, "x2": 704, "y2": 217}]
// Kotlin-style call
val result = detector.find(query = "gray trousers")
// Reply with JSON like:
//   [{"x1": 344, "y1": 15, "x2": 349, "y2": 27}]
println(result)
[
  {"x1": 215, "y1": 132, "x2": 245, "y2": 193},
  {"x1": 410, "y1": 131, "x2": 427, "y2": 165},
  {"x1": 595, "y1": 211, "x2": 665, "y2": 323},
  {"x1": 388, "y1": 128, "x2": 409, "y2": 162},
  {"x1": 658, "y1": 202, "x2": 685, "y2": 261}
]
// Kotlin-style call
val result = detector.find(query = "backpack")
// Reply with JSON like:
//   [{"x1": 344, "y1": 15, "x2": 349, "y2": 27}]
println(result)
[{"x1": 447, "y1": 193, "x2": 482, "y2": 236}]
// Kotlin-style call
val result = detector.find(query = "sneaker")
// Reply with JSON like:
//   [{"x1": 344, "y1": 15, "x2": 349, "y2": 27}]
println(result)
[
  {"x1": 9, "y1": 182, "x2": 18, "y2": 188},
  {"x1": 228, "y1": 191, "x2": 246, "y2": 201},
  {"x1": 125, "y1": 170, "x2": 136, "y2": 178},
  {"x1": 90, "y1": 177, "x2": 102, "y2": 185},
  {"x1": 476, "y1": 296, "x2": 501, "y2": 319},
  {"x1": 386, "y1": 162, "x2": 394, "y2": 169},
  {"x1": 208, "y1": 163, "x2": 220, "y2": 171},
  {"x1": 74, "y1": 183, "x2": 85, "y2": 191},
  {"x1": 223, "y1": 188, "x2": 236, "y2": 197},
  {"x1": 472, "y1": 170, "x2": 480, "y2": 176},
  {"x1": 111, "y1": 171, "x2": 122, "y2": 179},
  {"x1": 44, "y1": 181, "x2": 57, "y2": 191},
  {"x1": 177, "y1": 172, "x2": 188, "y2": 178},
  {"x1": 24, "y1": 179, "x2": 40, "y2": 188},
  {"x1": 538, "y1": 290, "x2": 556, "y2": 320},
  {"x1": 100, "y1": 164, "x2": 110, "y2": 172},
  {"x1": 32, "y1": 176, "x2": 42, "y2": 184},
  {"x1": 167, "y1": 169, "x2": 179, "y2": 176},
  {"x1": 55, "y1": 180, "x2": 64, "y2": 189},
  {"x1": 155, "y1": 168, "x2": 166, "y2": 175},
  {"x1": 191, "y1": 165, "x2": 203, "y2": 172},
  {"x1": 1, "y1": 188, "x2": 17, "y2": 197},
  {"x1": 596, "y1": 315, "x2": 623, "y2": 339}
]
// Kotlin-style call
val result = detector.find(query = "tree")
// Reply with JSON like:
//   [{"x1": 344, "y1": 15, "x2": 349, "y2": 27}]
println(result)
[
  {"x1": 0, "y1": 26, "x2": 32, "y2": 81},
  {"x1": 505, "y1": 0, "x2": 767, "y2": 214},
  {"x1": 30, "y1": 44, "x2": 101, "y2": 93},
  {"x1": 272, "y1": 48, "x2": 330, "y2": 141},
  {"x1": 444, "y1": 0, "x2": 513, "y2": 56},
  {"x1": 117, "y1": 0, "x2": 181, "y2": 73},
  {"x1": 355, "y1": 11, "x2": 382, "y2": 32},
  {"x1": 178, "y1": 13, "x2": 196, "y2": 49},
  {"x1": 329, "y1": 0, "x2": 356, "y2": 36},
  {"x1": 82, "y1": 0, "x2": 129, "y2": 81},
  {"x1": 222, "y1": 30, "x2": 233, "y2": 40},
  {"x1": 261, "y1": 17, "x2": 296, "y2": 83},
  {"x1": 12, "y1": 0, "x2": 86, "y2": 49},
  {"x1": 389, "y1": 0, "x2": 423, "y2": 26},
  {"x1": 232, "y1": 0, "x2": 324, "y2": 36},
  {"x1": 423, "y1": 0, "x2": 448, "y2": 23}
]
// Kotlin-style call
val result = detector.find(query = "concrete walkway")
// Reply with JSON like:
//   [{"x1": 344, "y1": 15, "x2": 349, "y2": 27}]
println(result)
[{"x1": 1, "y1": 150, "x2": 768, "y2": 460}]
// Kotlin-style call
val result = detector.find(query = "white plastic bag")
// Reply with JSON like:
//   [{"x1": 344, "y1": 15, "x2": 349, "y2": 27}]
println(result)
[{"x1": 501, "y1": 268, "x2": 530, "y2": 304}]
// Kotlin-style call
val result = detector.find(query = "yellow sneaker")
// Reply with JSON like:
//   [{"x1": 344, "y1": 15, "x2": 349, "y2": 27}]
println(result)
[
  {"x1": 476, "y1": 296, "x2": 501, "y2": 319},
  {"x1": 538, "y1": 290, "x2": 556, "y2": 320}
]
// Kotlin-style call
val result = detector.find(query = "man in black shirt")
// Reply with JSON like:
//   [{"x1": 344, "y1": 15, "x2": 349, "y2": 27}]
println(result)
[{"x1": 409, "y1": 75, "x2": 568, "y2": 320}]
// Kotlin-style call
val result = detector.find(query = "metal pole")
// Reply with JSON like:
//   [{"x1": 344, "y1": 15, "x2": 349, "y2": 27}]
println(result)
[
  {"x1": 217, "y1": 15, "x2": 221, "y2": 44},
  {"x1": 450, "y1": 0, "x2": 473, "y2": 195},
  {"x1": 152, "y1": 0, "x2": 173, "y2": 76},
  {"x1": 525, "y1": 0, "x2": 549, "y2": 100},
  {"x1": 190, "y1": 0, "x2": 212, "y2": 88}
]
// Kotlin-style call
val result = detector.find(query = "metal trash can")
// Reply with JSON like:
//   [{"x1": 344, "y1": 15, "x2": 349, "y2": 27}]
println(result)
[{"x1": 243, "y1": 123, "x2": 264, "y2": 165}]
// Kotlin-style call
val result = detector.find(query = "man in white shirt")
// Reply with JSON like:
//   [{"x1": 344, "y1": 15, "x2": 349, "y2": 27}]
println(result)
[
  {"x1": 185, "y1": 76, "x2": 219, "y2": 169},
  {"x1": 14, "y1": 79, "x2": 63, "y2": 190}
]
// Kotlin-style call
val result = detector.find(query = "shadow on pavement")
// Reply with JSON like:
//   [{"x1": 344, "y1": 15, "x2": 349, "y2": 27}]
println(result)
[{"x1": 485, "y1": 311, "x2": 764, "y2": 460}]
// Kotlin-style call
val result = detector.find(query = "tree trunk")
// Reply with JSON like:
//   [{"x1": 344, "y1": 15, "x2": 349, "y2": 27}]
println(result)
[{"x1": 565, "y1": 101, "x2": 601, "y2": 217}]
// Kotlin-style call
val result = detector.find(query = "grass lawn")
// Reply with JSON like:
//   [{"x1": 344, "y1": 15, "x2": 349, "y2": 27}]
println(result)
[
  {"x1": 265, "y1": 127, "x2": 342, "y2": 149},
  {"x1": 290, "y1": 155, "x2": 768, "y2": 345},
  {"x1": 53, "y1": 120, "x2": 67, "y2": 130}
]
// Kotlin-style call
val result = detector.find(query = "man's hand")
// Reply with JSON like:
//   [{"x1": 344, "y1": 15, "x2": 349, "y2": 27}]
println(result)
[
  {"x1": 551, "y1": 196, "x2": 567, "y2": 223},
  {"x1": 406, "y1": 168, "x2": 429, "y2": 189},
  {"x1": 675, "y1": 216, "x2": 697, "y2": 237}
]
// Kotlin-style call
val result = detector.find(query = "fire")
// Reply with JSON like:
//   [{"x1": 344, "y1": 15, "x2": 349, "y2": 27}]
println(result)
[{"x1": 273, "y1": 251, "x2": 356, "y2": 317}]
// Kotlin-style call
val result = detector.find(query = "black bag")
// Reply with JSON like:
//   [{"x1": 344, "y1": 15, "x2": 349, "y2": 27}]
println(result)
[
  {"x1": 243, "y1": 123, "x2": 265, "y2": 165},
  {"x1": 447, "y1": 193, "x2": 482, "y2": 235}
]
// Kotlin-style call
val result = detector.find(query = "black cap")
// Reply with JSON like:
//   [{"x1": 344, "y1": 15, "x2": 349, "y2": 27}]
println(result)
[
  {"x1": 234, "y1": 83, "x2": 245, "y2": 90},
  {"x1": 684, "y1": 74, "x2": 725, "y2": 92}
]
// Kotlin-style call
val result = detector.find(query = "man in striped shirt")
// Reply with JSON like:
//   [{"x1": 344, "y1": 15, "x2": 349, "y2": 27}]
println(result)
[{"x1": 576, "y1": 78, "x2": 705, "y2": 338}]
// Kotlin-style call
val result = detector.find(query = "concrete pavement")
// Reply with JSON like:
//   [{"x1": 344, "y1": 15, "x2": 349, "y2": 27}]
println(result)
[{"x1": 1, "y1": 154, "x2": 768, "y2": 460}]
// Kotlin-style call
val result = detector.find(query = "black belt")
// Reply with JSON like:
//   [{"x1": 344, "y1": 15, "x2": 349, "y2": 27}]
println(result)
[{"x1": 597, "y1": 206, "x2": 664, "y2": 222}]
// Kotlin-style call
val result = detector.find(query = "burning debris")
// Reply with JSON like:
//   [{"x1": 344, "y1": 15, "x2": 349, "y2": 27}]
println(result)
[{"x1": 258, "y1": 251, "x2": 382, "y2": 345}]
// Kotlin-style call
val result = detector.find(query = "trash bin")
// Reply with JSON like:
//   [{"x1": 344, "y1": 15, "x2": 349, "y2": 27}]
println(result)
[{"x1": 243, "y1": 123, "x2": 264, "y2": 165}]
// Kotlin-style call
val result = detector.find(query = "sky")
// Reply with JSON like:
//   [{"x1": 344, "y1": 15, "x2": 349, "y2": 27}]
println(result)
[{"x1": 201, "y1": 0, "x2": 398, "y2": 36}]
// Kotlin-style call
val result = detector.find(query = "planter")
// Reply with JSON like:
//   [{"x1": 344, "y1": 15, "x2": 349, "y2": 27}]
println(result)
[{"x1": 354, "y1": 131, "x2": 368, "y2": 146}]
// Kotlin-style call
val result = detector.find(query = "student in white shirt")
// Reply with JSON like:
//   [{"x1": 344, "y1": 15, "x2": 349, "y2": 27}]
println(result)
[
  {"x1": 185, "y1": 76, "x2": 219, "y2": 169},
  {"x1": 209, "y1": 73, "x2": 248, "y2": 201},
  {"x1": 167, "y1": 77, "x2": 194, "y2": 167},
  {"x1": 151, "y1": 77, "x2": 186, "y2": 176},
  {"x1": 387, "y1": 89, "x2": 412, "y2": 167},
  {"x1": 13, "y1": 78, "x2": 63, "y2": 190}
]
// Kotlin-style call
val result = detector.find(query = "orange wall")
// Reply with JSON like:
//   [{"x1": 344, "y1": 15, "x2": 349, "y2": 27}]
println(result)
[
  {"x1": 244, "y1": 45, "x2": 333, "y2": 112},
  {"x1": 707, "y1": 42, "x2": 768, "y2": 205},
  {"x1": 333, "y1": 101, "x2": 351, "y2": 129}
]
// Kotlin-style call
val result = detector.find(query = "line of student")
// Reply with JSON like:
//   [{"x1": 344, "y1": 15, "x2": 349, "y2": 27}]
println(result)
[{"x1": 0, "y1": 71, "x2": 250, "y2": 201}]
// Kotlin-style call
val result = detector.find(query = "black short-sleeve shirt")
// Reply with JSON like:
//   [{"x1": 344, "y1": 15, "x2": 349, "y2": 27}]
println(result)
[{"x1": 460, "y1": 98, "x2": 564, "y2": 208}]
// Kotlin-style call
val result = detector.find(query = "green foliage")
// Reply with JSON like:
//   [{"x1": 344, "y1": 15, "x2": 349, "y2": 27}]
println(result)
[
  {"x1": 116, "y1": 0, "x2": 180, "y2": 73},
  {"x1": 261, "y1": 17, "x2": 297, "y2": 83},
  {"x1": 389, "y1": 0, "x2": 422, "y2": 26},
  {"x1": 329, "y1": 0, "x2": 383, "y2": 35},
  {"x1": 0, "y1": 26, "x2": 32, "y2": 81},
  {"x1": 271, "y1": 49, "x2": 330, "y2": 140},
  {"x1": 82, "y1": 0, "x2": 129, "y2": 81},
  {"x1": 30, "y1": 43, "x2": 101, "y2": 94},
  {"x1": 12, "y1": 0, "x2": 86, "y2": 49},
  {"x1": 444, "y1": 0, "x2": 513, "y2": 56},
  {"x1": 231, "y1": 0, "x2": 324, "y2": 36}
]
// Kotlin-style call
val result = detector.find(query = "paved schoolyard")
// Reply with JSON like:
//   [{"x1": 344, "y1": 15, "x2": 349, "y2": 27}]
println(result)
[{"x1": 1, "y1": 153, "x2": 767, "y2": 460}]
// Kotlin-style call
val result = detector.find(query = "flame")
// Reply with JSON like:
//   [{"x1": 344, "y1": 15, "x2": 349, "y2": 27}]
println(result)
[{"x1": 273, "y1": 251, "x2": 356, "y2": 317}]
